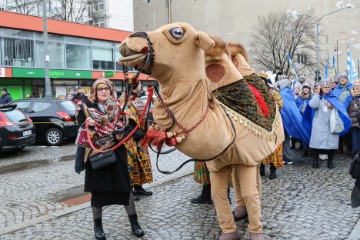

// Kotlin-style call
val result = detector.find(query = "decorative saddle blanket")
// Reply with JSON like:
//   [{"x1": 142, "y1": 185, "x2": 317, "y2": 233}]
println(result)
[{"x1": 212, "y1": 73, "x2": 276, "y2": 131}]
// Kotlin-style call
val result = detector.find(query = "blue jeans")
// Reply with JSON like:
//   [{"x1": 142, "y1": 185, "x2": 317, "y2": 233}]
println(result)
[{"x1": 351, "y1": 127, "x2": 360, "y2": 156}]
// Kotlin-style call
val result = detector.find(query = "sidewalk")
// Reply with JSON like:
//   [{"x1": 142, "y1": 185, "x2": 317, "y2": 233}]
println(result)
[{"x1": 1, "y1": 148, "x2": 360, "y2": 240}]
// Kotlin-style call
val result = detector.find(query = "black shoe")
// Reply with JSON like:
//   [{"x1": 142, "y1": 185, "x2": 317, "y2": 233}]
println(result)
[
  {"x1": 269, "y1": 164, "x2": 276, "y2": 179},
  {"x1": 327, "y1": 160, "x2": 333, "y2": 169},
  {"x1": 259, "y1": 163, "x2": 265, "y2": 176},
  {"x1": 94, "y1": 218, "x2": 106, "y2": 240},
  {"x1": 190, "y1": 195, "x2": 212, "y2": 204},
  {"x1": 302, "y1": 150, "x2": 309, "y2": 157},
  {"x1": 128, "y1": 214, "x2": 145, "y2": 237},
  {"x1": 133, "y1": 186, "x2": 153, "y2": 196}
]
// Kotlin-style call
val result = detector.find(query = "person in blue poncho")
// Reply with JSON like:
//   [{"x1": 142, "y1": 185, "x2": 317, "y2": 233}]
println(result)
[
  {"x1": 295, "y1": 82, "x2": 313, "y2": 157},
  {"x1": 303, "y1": 80, "x2": 351, "y2": 169},
  {"x1": 275, "y1": 78, "x2": 311, "y2": 164},
  {"x1": 333, "y1": 73, "x2": 353, "y2": 156}
]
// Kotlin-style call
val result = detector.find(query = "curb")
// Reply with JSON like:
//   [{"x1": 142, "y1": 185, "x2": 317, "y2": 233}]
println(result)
[{"x1": 0, "y1": 169, "x2": 192, "y2": 236}]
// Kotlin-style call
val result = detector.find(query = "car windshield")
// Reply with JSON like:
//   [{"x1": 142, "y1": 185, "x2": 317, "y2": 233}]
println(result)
[
  {"x1": 3, "y1": 109, "x2": 27, "y2": 122},
  {"x1": 60, "y1": 100, "x2": 76, "y2": 115}
]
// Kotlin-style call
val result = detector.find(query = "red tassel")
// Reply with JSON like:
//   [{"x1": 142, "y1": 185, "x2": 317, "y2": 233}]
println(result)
[
  {"x1": 141, "y1": 129, "x2": 168, "y2": 150},
  {"x1": 247, "y1": 83, "x2": 269, "y2": 117},
  {"x1": 165, "y1": 137, "x2": 178, "y2": 146}
]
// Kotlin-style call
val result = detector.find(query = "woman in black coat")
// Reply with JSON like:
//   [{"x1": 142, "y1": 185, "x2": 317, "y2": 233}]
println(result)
[{"x1": 74, "y1": 78, "x2": 144, "y2": 239}]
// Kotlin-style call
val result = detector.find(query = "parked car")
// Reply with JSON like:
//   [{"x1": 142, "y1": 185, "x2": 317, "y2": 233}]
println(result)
[
  {"x1": 0, "y1": 103, "x2": 35, "y2": 152},
  {"x1": 14, "y1": 98, "x2": 78, "y2": 146}
]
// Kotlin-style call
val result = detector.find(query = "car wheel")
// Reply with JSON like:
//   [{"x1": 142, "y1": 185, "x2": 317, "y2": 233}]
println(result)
[{"x1": 45, "y1": 128, "x2": 63, "y2": 146}]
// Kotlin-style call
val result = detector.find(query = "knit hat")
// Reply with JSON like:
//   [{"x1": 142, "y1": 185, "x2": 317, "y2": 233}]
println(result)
[
  {"x1": 353, "y1": 79, "x2": 360, "y2": 86},
  {"x1": 320, "y1": 80, "x2": 331, "y2": 88}
]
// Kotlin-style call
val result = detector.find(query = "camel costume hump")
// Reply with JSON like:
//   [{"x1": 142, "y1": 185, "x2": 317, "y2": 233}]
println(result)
[{"x1": 119, "y1": 22, "x2": 284, "y2": 171}]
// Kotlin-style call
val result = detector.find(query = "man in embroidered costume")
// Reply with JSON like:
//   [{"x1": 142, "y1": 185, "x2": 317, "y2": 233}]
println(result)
[
  {"x1": 121, "y1": 80, "x2": 154, "y2": 196},
  {"x1": 118, "y1": 22, "x2": 284, "y2": 240}
]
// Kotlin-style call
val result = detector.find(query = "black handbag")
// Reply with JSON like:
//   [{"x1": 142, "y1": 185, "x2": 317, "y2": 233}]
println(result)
[
  {"x1": 89, "y1": 150, "x2": 116, "y2": 170},
  {"x1": 350, "y1": 154, "x2": 360, "y2": 179}
]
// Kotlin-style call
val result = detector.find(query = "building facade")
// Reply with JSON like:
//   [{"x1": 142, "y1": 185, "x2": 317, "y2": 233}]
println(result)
[
  {"x1": 1, "y1": 0, "x2": 134, "y2": 31},
  {"x1": 0, "y1": 11, "x2": 149, "y2": 100},
  {"x1": 133, "y1": 0, "x2": 360, "y2": 80}
]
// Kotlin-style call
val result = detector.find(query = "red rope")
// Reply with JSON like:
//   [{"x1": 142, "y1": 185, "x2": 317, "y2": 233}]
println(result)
[{"x1": 86, "y1": 87, "x2": 154, "y2": 153}]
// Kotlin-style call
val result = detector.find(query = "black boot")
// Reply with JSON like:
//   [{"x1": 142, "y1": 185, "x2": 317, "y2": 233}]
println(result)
[
  {"x1": 190, "y1": 184, "x2": 212, "y2": 204},
  {"x1": 327, "y1": 150, "x2": 334, "y2": 169},
  {"x1": 302, "y1": 149, "x2": 309, "y2": 157},
  {"x1": 269, "y1": 163, "x2": 277, "y2": 179},
  {"x1": 312, "y1": 151, "x2": 319, "y2": 169},
  {"x1": 259, "y1": 163, "x2": 265, "y2": 176},
  {"x1": 94, "y1": 218, "x2": 106, "y2": 240},
  {"x1": 133, "y1": 185, "x2": 153, "y2": 196},
  {"x1": 128, "y1": 214, "x2": 145, "y2": 237}
]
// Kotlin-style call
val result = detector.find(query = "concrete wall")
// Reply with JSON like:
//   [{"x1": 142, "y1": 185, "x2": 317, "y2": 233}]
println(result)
[
  {"x1": 107, "y1": 0, "x2": 134, "y2": 31},
  {"x1": 133, "y1": 0, "x2": 360, "y2": 78}
]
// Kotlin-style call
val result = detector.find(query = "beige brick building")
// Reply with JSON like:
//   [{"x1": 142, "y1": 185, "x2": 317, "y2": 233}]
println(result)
[{"x1": 134, "y1": 0, "x2": 360, "y2": 80}]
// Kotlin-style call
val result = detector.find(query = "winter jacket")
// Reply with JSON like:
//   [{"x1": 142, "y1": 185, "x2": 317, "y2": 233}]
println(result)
[{"x1": 0, "y1": 93, "x2": 13, "y2": 104}]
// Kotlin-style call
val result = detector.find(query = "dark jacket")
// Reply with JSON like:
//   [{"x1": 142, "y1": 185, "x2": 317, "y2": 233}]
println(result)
[
  {"x1": 0, "y1": 93, "x2": 13, "y2": 104},
  {"x1": 75, "y1": 99, "x2": 143, "y2": 195}
]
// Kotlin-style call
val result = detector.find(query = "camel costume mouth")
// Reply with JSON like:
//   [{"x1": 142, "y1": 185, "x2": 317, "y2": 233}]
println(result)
[{"x1": 118, "y1": 32, "x2": 154, "y2": 74}]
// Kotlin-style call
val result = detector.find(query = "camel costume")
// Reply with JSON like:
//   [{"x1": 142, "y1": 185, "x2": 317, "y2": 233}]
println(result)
[
  {"x1": 119, "y1": 22, "x2": 284, "y2": 239},
  {"x1": 204, "y1": 37, "x2": 281, "y2": 238}
]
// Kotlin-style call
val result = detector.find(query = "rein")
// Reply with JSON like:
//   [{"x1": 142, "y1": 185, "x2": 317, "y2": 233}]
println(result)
[
  {"x1": 156, "y1": 105, "x2": 237, "y2": 174},
  {"x1": 152, "y1": 87, "x2": 236, "y2": 174}
]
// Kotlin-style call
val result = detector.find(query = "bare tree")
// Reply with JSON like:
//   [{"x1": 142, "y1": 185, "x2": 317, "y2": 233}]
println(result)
[
  {"x1": 49, "y1": 0, "x2": 89, "y2": 23},
  {"x1": 6, "y1": 0, "x2": 40, "y2": 15},
  {"x1": 249, "y1": 11, "x2": 317, "y2": 76}
]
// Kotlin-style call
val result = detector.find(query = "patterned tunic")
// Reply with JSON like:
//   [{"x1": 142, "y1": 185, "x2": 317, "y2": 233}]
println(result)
[{"x1": 262, "y1": 90, "x2": 284, "y2": 167}]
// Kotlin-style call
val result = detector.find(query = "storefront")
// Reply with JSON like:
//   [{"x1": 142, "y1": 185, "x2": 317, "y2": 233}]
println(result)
[{"x1": 0, "y1": 11, "x2": 155, "y2": 100}]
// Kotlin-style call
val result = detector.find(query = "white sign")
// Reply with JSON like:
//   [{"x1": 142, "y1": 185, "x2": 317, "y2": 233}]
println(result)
[{"x1": 0, "y1": 68, "x2": 5, "y2": 77}]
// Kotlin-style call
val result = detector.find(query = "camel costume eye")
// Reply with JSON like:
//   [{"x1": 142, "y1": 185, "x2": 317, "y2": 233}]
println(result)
[{"x1": 169, "y1": 27, "x2": 184, "y2": 39}]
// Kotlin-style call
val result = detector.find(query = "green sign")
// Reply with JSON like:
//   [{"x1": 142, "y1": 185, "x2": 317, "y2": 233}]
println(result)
[
  {"x1": 12, "y1": 68, "x2": 92, "y2": 79},
  {"x1": 104, "y1": 71, "x2": 114, "y2": 78},
  {"x1": 49, "y1": 70, "x2": 92, "y2": 79},
  {"x1": 13, "y1": 68, "x2": 44, "y2": 78}
]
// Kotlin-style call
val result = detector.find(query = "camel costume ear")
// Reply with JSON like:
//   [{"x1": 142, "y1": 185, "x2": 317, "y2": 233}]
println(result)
[{"x1": 195, "y1": 31, "x2": 215, "y2": 52}]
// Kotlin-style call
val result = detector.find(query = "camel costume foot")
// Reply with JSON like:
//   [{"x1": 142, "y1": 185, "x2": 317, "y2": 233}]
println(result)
[
  {"x1": 249, "y1": 232, "x2": 265, "y2": 240},
  {"x1": 218, "y1": 230, "x2": 241, "y2": 240}
]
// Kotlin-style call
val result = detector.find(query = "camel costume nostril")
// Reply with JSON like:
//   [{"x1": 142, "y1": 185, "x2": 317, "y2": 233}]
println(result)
[{"x1": 119, "y1": 22, "x2": 284, "y2": 237}]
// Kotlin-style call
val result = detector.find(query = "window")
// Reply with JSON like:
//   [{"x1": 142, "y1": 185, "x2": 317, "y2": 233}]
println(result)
[
  {"x1": 92, "y1": 47, "x2": 114, "y2": 70},
  {"x1": 66, "y1": 44, "x2": 90, "y2": 69},
  {"x1": 296, "y1": 54, "x2": 307, "y2": 64},
  {"x1": 35, "y1": 41, "x2": 65, "y2": 68},
  {"x1": 4, "y1": 38, "x2": 34, "y2": 67},
  {"x1": 14, "y1": 101, "x2": 31, "y2": 114},
  {"x1": 33, "y1": 102, "x2": 52, "y2": 112}
]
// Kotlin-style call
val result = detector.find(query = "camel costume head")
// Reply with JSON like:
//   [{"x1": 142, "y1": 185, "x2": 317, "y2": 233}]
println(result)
[{"x1": 119, "y1": 22, "x2": 283, "y2": 169}]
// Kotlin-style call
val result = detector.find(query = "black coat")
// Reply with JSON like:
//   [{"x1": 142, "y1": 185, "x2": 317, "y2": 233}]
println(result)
[{"x1": 75, "y1": 99, "x2": 133, "y2": 206}]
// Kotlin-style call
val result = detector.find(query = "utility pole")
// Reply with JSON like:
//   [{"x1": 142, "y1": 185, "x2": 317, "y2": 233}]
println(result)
[
  {"x1": 315, "y1": 6, "x2": 351, "y2": 82},
  {"x1": 42, "y1": 0, "x2": 51, "y2": 98}
]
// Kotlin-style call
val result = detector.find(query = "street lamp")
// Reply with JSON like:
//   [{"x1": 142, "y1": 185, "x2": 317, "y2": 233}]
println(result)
[
  {"x1": 42, "y1": 0, "x2": 51, "y2": 98},
  {"x1": 315, "y1": 6, "x2": 351, "y2": 82}
]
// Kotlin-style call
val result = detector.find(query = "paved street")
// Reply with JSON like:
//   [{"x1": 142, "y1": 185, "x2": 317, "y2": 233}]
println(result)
[{"x1": 0, "y1": 142, "x2": 360, "y2": 239}]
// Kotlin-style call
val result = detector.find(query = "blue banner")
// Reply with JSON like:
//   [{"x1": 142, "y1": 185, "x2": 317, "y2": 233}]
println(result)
[{"x1": 347, "y1": 47, "x2": 359, "y2": 83}]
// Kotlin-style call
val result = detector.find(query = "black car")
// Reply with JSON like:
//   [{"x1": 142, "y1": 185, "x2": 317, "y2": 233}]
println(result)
[
  {"x1": 14, "y1": 98, "x2": 78, "y2": 146},
  {"x1": 0, "y1": 103, "x2": 35, "y2": 152}
]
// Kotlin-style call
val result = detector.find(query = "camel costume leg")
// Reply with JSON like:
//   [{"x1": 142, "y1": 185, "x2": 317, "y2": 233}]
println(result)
[
  {"x1": 232, "y1": 165, "x2": 262, "y2": 233},
  {"x1": 210, "y1": 166, "x2": 236, "y2": 233}
]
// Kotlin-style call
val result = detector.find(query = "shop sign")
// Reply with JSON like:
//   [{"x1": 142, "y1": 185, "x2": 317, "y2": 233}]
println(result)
[
  {"x1": 50, "y1": 70, "x2": 92, "y2": 79},
  {"x1": 12, "y1": 68, "x2": 92, "y2": 79},
  {"x1": 12, "y1": 68, "x2": 44, "y2": 78},
  {"x1": 0, "y1": 68, "x2": 6, "y2": 77},
  {"x1": 103, "y1": 71, "x2": 114, "y2": 78}
]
